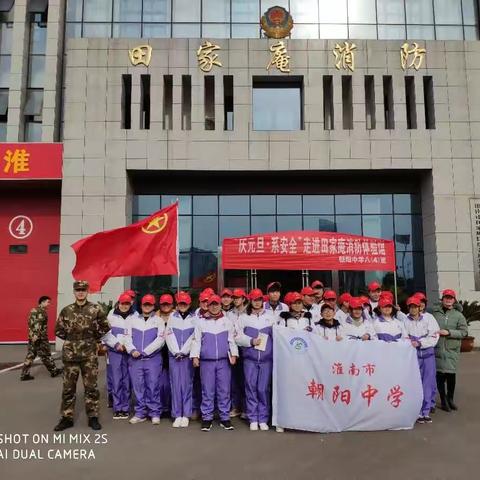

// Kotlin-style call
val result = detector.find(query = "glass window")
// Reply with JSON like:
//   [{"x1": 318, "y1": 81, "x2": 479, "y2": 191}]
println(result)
[
  {"x1": 66, "y1": 23, "x2": 82, "y2": 38},
  {"x1": 173, "y1": 0, "x2": 200, "y2": 22},
  {"x1": 0, "y1": 123, "x2": 7, "y2": 141},
  {"x1": 319, "y1": 0, "x2": 347, "y2": 23},
  {"x1": 24, "y1": 121, "x2": 42, "y2": 141},
  {"x1": 277, "y1": 195, "x2": 302, "y2": 214},
  {"x1": 30, "y1": 23, "x2": 46, "y2": 54},
  {"x1": 66, "y1": 0, "x2": 83, "y2": 21},
  {"x1": 161, "y1": 195, "x2": 192, "y2": 214},
  {"x1": 362, "y1": 215, "x2": 394, "y2": 240},
  {"x1": 142, "y1": 23, "x2": 171, "y2": 38},
  {"x1": 393, "y1": 194, "x2": 421, "y2": 214},
  {"x1": 434, "y1": 0, "x2": 462, "y2": 25},
  {"x1": 303, "y1": 215, "x2": 336, "y2": 231},
  {"x1": 435, "y1": 26, "x2": 464, "y2": 40},
  {"x1": 395, "y1": 214, "x2": 423, "y2": 250},
  {"x1": 252, "y1": 85, "x2": 302, "y2": 131},
  {"x1": 0, "y1": 22, "x2": 13, "y2": 54},
  {"x1": 349, "y1": 24, "x2": 377, "y2": 39},
  {"x1": 202, "y1": 23, "x2": 230, "y2": 38},
  {"x1": 193, "y1": 215, "x2": 218, "y2": 251},
  {"x1": 320, "y1": 24, "x2": 348, "y2": 39},
  {"x1": 407, "y1": 25, "x2": 435, "y2": 39},
  {"x1": 462, "y1": 0, "x2": 477, "y2": 25},
  {"x1": 303, "y1": 195, "x2": 334, "y2": 215},
  {"x1": 219, "y1": 215, "x2": 250, "y2": 242},
  {"x1": 83, "y1": 23, "x2": 112, "y2": 37},
  {"x1": 113, "y1": 23, "x2": 141, "y2": 38},
  {"x1": 290, "y1": 0, "x2": 319, "y2": 23},
  {"x1": 28, "y1": 56, "x2": 45, "y2": 88},
  {"x1": 113, "y1": 0, "x2": 141, "y2": 22},
  {"x1": 406, "y1": 0, "x2": 434, "y2": 24},
  {"x1": 192, "y1": 252, "x2": 218, "y2": 289},
  {"x1": 193, "y1": 195, "x2": 218, "y2": 215},
  {"x1": 251, "y1": 195, "x2": 275, "y2": 215},
  {"x1": 277, "y1": 215, "x2": 302, "y2": 231},
  {"x1": 24, "y1": 89, "x2": 43, "y2": 115},
  {"x1": 83, "y1": 0, "x2": 113, "y2": 22},
  {"x1": 362, "y1": 194, "x2": 393, "y2": 214},
  {"x1": 378, "y1": 24, "x2": 406, "y2": 39},
  {"x1": 219, "y1": 195, "x2": 250, "y2": 215},
  {"x1": 143, "y1": 0, "x2": 171, "y2": 22},
  {"x1": 464, "y1": 26, "x2": 478, "y2": 40},
  {"x1": 172, "y1": 23, "x2": 200, "y2": 38},
  {"x1": 377, "y1": 0, "x2": 405, "y2": 24},
  {"x1": 0, "y1": 55, "x2": 11, "y2": 88},
  {"x1": 335, "y1": 215, "x2": 362, "y2": 235},
  {"x1": 0, "y1": 89, "x2": 7, "y2": 114},
  {"x1": 203, "y1": 0, "x2": 230, "y2": 22},
  {"x1": 179, "y1": 216, "x2": 192, "y2": 252},
  {"x1": 178, "y1": 253, "x2": 191, "y2": 289},
  {"x1": 290, "y1": 24, "x2": 319, "y2": 39},
  {"x1": 251, "y1": 216, "x2": 276, "y2": 234},
  {"x1": 348, "y1": 0, "x2": 376, "y2": 24},
  {"x1": 232, "y1": 0, "x2": 258, "y2": 22},
  {"x1": 335, "y1": 195, "x2": 361, "y2": 214},
  {"x1": 232, "y1": 24, "x2": 260, "y2": 38},
  {"x1": 134, "y1": 195, "x2": 160, "y2": 214}
]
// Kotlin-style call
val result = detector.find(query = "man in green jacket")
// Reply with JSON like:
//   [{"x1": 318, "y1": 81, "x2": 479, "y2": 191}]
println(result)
[{"x1": 433, "y1": 289, "x2": 468, "y2": 412}]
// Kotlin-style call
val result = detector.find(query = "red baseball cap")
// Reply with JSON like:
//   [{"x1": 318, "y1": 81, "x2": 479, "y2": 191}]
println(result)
[
  {"x1": 323, "y1": 290, "x2": 337, "y2": 300},
  {"x1": 289, "y1": 292, "x2": 303, "y2": 303},
  {"x1": 338, "y1": 293, "x2": 352, "y2": 304},
  {"x1": 380, "y1": 290, "x2": 394, "y2": 300},
  {"x1": 175, "y1": 291, "x2": 192, "y2": 305},
  {"x1": 201, "y1": 288, "x2": 215, "y2": 295},
  {"x1": 378, "y1": 297, "x2": 394, "y2": 308},
  {"x1": 360, "y1": 296, "x2": 370, "y2": 306},
  {"x1": 118, "y1": 293, "x2": 132, "y2": 303},
  {"x1": 442, "y1": 289, "x2": 456, "y2": 299},
  {"x1": 406, "y1": 296, "x2": 421, "y2": 307},
  {"x1": 349, "y1": 297, "x2": 364, "y2": 310},
  {"x1": 125, "y1": 289, "x2": 136, "y2": 297},
  {"x1": 232, "y1": 288, "x2": 247, "y2": 298},
  {"x1": 141, "y1": 294, "x2": 155, "y2": 305},
  {"x1": 283, "y1": 292, "x2": 294, "y2": 305},
  {"x1": 199, "y1": 292, "x2": 211, "y2": 302},
  {"x1": 159, "y1": 294, "x2": 173, "y2": 305},
  {"x1": 368, "y1": 281, "x2": 382, "y2": 291},
  {"x1": 220, "y1": 288, "x2": 233, "y2": 297},
  {"x1": 266, "y1": 281, "x2": 282, "y2": 292},
  {"x1": 413, "y1": 292, "x2": 427, "y2": 302},
  {"x1": 207, "y1": 294, "x2": 221, "y2": 305},
  {"x1": 311, "y1": 280, "x2": 324, "y2": 289},
  {"x1": 301, "y1": 286, "x2": 315, "y2": 296},
  {"x1": 249, "y1": 288, "x2": 264, "y2": 300}
]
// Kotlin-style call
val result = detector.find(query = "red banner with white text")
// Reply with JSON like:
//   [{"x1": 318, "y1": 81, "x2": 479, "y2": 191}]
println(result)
[{"x1": 222, "y1": 231, "x2": 396, "y2": 271}]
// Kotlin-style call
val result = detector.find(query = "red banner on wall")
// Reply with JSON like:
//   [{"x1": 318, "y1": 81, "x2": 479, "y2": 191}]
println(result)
[
  {"x1": 0, "y1": 143, "x2": 63, "y2": 180},
  {"x1": 222, "y1": 231, "x2": 396, "y2": 272}
]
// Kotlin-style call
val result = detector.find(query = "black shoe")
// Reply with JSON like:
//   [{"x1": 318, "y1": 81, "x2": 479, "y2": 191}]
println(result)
[
  {"x1": 440, "y1": 402, "x2": 452, "y2": 412},
  {"x1": 219, "y1": 420, "x2": 234, "y2": 430},
  {"x1": 447, "y1": 398, "x2": 458, "y2": 411},
  {"x1": 201, "y1": 420, "x2": 212, "y2": 431},
  {"x1": 121, "y1": 412, "x2": 130, "y2": 418},
  {"x1": 107, "y1": 394, "x2": 113, "y2": 409},
  {"x1": 51, "y1": 368, "x2": 63, "y2": 378},
  {"x1": 88, "y1": 417, "x2": 102, "y2": 430},
  {"x1": 423, "y1": 416, "x2": 433, "y2": 423},
  {"x1": 430, "y1": 407, "x2": 436, "y2": 415},
  {"x1": 113, "y1": 411, "x2": 123, "y2": 420},
  {"x1": 54, "y1": 417, "x2": 74, "y2": 431},
  {"x1": 20, "y1": 374, "x2": 34, "y2": 381},
  {"x1": 416, "y1": 417, "x2": 425, "y2": 424}
]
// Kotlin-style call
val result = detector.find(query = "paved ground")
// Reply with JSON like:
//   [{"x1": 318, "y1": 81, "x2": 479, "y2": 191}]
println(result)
[{"x1": 1, "y1": 345, "x2": 479, "y2": 480}]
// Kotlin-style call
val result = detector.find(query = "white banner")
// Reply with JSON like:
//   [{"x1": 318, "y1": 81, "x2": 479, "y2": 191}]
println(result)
[{"x1": 272, "y1": 326, "x2": 423, "y2": 433}]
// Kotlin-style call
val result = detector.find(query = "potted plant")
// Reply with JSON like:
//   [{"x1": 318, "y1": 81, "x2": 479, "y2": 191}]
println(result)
[{"x1": 458, "y1": 300, "x2": 480, "y2": 352}]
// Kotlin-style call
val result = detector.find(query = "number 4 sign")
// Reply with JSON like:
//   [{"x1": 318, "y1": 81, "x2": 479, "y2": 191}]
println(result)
[{"x1": 8, "y1": 215, "x2": 33, "y2": 239}]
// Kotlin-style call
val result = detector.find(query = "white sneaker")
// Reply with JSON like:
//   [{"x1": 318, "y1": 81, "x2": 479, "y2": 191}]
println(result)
[
  {"x1": 180, "y1": 417, "x2": 189, "y2": 427},
  {"x1": 249, "y1": 422, "x2": 259, "y2": 431},
  {"x1": 276, "y1": 426, "x2": 285, "y2": 433},
  {"x1": 172, "y1": 417, "x2": 182, "y2": 428},
  {"x1": 151, "y1": 417, "x2": 161, "y2": 425},
  {"x1": 259, "y1": 423, "x2": 269, "y2": 431},
  {"x1": 129, "y1": 416, "x2": 146, "y2": 424}
]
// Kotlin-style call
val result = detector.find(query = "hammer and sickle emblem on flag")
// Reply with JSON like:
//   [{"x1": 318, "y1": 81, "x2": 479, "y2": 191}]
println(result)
[{"x1": 142, "y1": 214, "x2": 168, "y2": 234}]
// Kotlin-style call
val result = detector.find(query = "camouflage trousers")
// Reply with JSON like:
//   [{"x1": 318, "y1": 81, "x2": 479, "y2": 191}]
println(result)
[
  {"x1": 61, "y1": 356, "x2": 100, "y2": 419},
  {"x1": 21, "y1": 339, "x2": 57, "y2": 376}
]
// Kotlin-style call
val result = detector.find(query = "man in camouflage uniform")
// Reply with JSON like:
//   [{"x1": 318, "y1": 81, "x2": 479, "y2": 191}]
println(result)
[
  {"x1": 54, "y1": 281, "x2": 111, "y2": 431},
  {"x1": 20, "y1": 296, "x2": 63, "y2": 381}
]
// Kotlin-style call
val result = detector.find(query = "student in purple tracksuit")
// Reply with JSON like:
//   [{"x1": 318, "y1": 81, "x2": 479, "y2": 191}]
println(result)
[
  {"x1": 124, "y1": 294, "x2": 165, "y2": 425},
  {"x1": 404, "y1": 296, "x2": 440, "y2": 424},
  {"x1": 191, "y1": 295, "x2": 239, "y2": 432},
  {"x1": 166, "y1": 291, "x2": 196, "y2": 428},
  {"x1": 235, "y1": 288, "x2": 276, "y2": 432},
  {"x1": 373, "y1": 297, "x2": 408, "y2": 342},
  {"x1": 103, "y1": 293, "x2": 134, "y2": 419}
]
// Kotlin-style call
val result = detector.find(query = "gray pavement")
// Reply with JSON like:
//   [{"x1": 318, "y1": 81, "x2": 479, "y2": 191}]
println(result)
[{"x1": 0, "y1": 345, "x2": 479, "y2": 480}]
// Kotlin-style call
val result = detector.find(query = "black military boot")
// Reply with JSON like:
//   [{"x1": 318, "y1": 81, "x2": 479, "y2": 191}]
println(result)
[
  {"x1": 54, "y1": 417, "x2": 74, "y2": 431},
  {"x1": 20, "y1": 374, "x2": 34, "y2": 381},
  {"x1": 51, "y1": 368, "x2": 63, "y2": 378},
  {"x1": 88, "y1": 417, "x2": 102, "y2": 430},
  {"x1": 447, "y1": 396, "x2": 458, "y2": 411}
]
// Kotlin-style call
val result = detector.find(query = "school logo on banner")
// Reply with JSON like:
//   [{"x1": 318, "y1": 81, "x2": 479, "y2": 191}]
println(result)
[{"x1": 289, "y1": 336, "x2": 308, "y2": 354}]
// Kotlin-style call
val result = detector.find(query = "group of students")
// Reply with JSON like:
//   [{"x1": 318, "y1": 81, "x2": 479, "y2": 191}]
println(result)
[{"x1": 102, "y1": 280, "x2": 465, "y2": 432}]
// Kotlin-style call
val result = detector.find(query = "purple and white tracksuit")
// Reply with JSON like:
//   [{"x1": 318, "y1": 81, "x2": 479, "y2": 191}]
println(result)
[
  {"x1": 235, "y1": 310, "x2": 276, "y2": 424},
  {"x1": 342, "y1": 316, "x2": 377, "y2": 340},
  {"x1": 190, "y1": 313, "x2": 238, "y2": 422},
  {"x1": 405, "y1": 313, "x2": 440, "y2": 417},
  {"x1": 373, "y1": 316, "x2": 408, "y2": 342},
  {"x1": 313, "y1": 319, "x2": 345, "y2": 340},
  {"x1": 165, "y1": 310, "x2": 196, "y2": 419},
  {"x1": 263, "y1": 301, "x2": 289, "y2": 320},
  {"x1": 124, "y1": 312, "x2": 165, "y2": 419},
  {"x1": 103, "y1": 309, "x2": 133, "y2": 412}
]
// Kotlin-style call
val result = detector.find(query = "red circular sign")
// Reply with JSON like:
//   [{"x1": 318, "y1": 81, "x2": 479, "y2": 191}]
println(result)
[{"x1": 8, "y1": 215, "x2": 34, "y2": 239}]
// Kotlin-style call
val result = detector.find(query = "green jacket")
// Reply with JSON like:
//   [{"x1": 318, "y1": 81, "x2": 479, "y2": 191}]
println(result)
[{"x1": 433, "y1": 303, "x2": 468, "y2": 373}]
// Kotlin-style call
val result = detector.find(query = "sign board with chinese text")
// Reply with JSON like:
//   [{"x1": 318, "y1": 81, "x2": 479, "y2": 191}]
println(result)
[
  {"x1": 470, "y1": 198, "x2": 480, "y2": 290},
  {"x1": 222, "y1": 231, "x2": 396, "y2": 272},
  {"x1": 0, "y1": 143, "x2": 62, "y2": 180},
  {"x1": 272, "y1": 327, "x2": 423, "y2": 433}
]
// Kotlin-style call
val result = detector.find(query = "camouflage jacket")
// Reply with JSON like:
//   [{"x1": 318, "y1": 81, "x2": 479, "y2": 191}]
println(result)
[
  {"x1": 28, "y1": 307, "x2": 49, "y2": 342},
  {"x1": 55, "y1": 301, "x2": 110, "y2": 361}
]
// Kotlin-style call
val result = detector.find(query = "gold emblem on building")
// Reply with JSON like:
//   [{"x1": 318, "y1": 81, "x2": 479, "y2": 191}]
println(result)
[
  {"x1": 400, "y1": 42, "x2": 426, "y2": 71},
  {"x1": 261, "y1": 6, "x2": 294, "y2": 39},
  {"x1": 128, "y1": 45, "x2": 152, "y2": 67},
  {"x1": 333, "y1": 42, "x2": 357, "y2": 72},
  {"x1": 266, "y1": 40, "x2": 290, "y2": 73},
  {"x1": 197, "y1": 41, "x2": 222, "y2": 72}
]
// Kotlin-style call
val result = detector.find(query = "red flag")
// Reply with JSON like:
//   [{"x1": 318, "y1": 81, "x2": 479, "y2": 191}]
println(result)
[{"x1": 71, "y1": 203, "x2": 178, "y2": 292}]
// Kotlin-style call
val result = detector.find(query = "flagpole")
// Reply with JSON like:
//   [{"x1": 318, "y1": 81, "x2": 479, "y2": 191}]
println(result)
[
  {"x1": 176, "y1": 199, "x2": 180, "y2": 293},
  {"x1": 393, "y1": 269, "x2": 398, "y2": 305}
]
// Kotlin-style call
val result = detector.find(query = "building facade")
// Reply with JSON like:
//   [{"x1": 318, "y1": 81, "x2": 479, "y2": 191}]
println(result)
[{"x1": 1, "y1": 0, "x2": 480, "y2": 342}]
